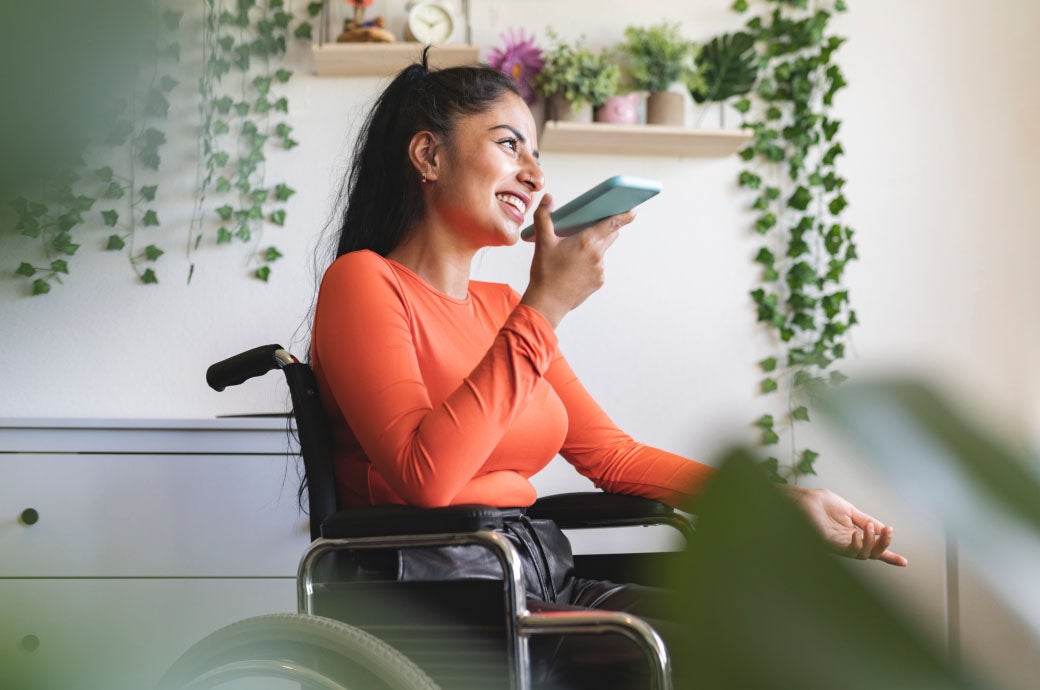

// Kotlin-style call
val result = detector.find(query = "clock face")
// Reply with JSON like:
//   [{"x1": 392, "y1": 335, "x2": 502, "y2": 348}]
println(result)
[{"x1": 407, "y1": 2, "x2": 455, "y2": 45}]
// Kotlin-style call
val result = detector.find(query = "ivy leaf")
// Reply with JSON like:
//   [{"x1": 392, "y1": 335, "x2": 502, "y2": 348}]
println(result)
[
  {"x1": 761, "y1": 427, "x2": 780, "y2": 445},
  {"x1": 216, "y1": 204, "x2": 234, "y2": 221},
  {"x1": 273, "y1": 97, "x2": 289, "y2": 113},
  {"x1": 294, "y1": 22, "x2": 313, "y2": 40},
  {"x1": 58, "y1": 211, "x2": 84, "y2": 232},
  {"x1": 829, "y1": 370, "x2": 849, "y2": 386},
  {"x1": 760, "y1": 457, "x2": 787, "y2": 484},
  {"x1": 307, "y1": 2, "x2": 323, "y2": 17},
  {"x1": 252, "y1": 76, "x2": 272, "y2": 95},
  {"x1": 829, "y1": 194, "x2": 848, "y2": 215},
  {"x1": 141, "y1": 268, "x2": 158, "y2": 285},
  {"x1": 159, "y1": 75, "x2": 180, "y2": 93},
  {"x1": 104, "y1": 181, "x2": 125, "y2": 199},
  {"x1": 213, "y1": 96, "x2": 234, "y2": 115},
  {"x1": 264, "y1": 246, "x2": 283, "y2": 262},
  {"x1": 107, "y1": 234, "x2": 125, "y2": 250},
  {"x1": 215, "y1": 176, "x2": 232, "y2": 193},
  {"x1": 787, "y1": 185, "x2": 812, "y2": 211},
  {"x1": 255, "y1": 266, "x2": 272, "y2": 282},
  {"x1": 144, "y1": 245, "x2": 164, "y2": 261},
  {"x1": 95, "y1": 166, "x2": 114, "y2": 182},
  {"x1": 102, "y1": 210, "x2": 120, "y2": 227},
  {"x1": 732, "y1": 0, "x2": 749, "y2": 14},
  {"x1": 792, "y1": 406, "x2": 810, "y2": 422},
  {"x1": 73, "y1": 195, "x2": 96, "y2": 211},
  {"x1": 16, "y1": 262, "x2": 35, "y2": 277},
  {"x1": 144, "y1": 89, "x2": 170, "y2": 118},
  {"x1": 754, "y1": 213, "x2": 776, "y2": 234},
  {"x1": 761, "y1": 377, "x2": 778, "y2": 394},
  {"x1": 162, "y1": 10, "x2": 183, "y2": 30},
  {"x1": 269, "y1": 209, "x2": 287, "y2": 226},
  {"x1": 18, "y1": 217, "x2": 40, "y2": 237},
  {"x1": 283, "y1": 137, "x2": 299, "y2": 150},
  {"x1": 142, "y1": 210, "x2": 160, "y2": 227},
  {"x1": 32, "y1": 279, "x2": 51, "y2": 295},
  {"x1": 754, "y1": 414, "x2": 774, "y2": 429},
  {"x1": 758, "y1": 357, "x2": 777, "y2": 373},
  {"x1": 140, "y1": 185, "x2": 158, "y2": 202},
  {"x1": 275, "y1": 68, "x2": 293, "y2": 83},
  {"x1": 234, "y1": 101, "x2": 250, "y2": 116},
  {"x1": 212, "y1": 151, "x2": 230, "y2": 167},
  {"x1": 50, "y1": 259, "x2": 69, "y2": 275},
  {"x1": 797, "y1": 449, "x2": 820, "y2": 475},
  {"x1": 216, "y1": 227, "x2": 233, "y2": 244},
  {"x1": 274, "y1": 183, "x2": 295, "y2": 201}
]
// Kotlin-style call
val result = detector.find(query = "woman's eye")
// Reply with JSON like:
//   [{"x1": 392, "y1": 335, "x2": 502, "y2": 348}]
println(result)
[{"x1": 499, "y1": 138, "x2": 519, "y2": 153}]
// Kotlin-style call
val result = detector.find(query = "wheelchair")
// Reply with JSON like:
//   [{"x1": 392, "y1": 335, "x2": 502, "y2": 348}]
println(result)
[{"x1": 159, "y1": 344, "x2": 695, "y2": 690}]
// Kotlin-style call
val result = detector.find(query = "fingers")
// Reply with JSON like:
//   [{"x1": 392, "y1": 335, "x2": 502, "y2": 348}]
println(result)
[
  {"x1": 531, "y1": 194, "x2": 556, "y2": 246},
  {"x1": 878, "y1": 550, "x2": 910, "y2": 567},
  {"x1": 869, "y1": 525, "x2": 893, "y2": 560}
]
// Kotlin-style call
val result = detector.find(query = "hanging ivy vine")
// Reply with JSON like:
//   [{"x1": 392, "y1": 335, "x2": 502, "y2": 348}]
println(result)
[
  {"x1": 191, "y1": 0, "x2": 319, "y2": 283},
  {"x1": 732, "y1": 0, "x2": 857, "y2": 482},
  {"x1": 12, "y1": 6, "x2": 183, "y2": 293}
]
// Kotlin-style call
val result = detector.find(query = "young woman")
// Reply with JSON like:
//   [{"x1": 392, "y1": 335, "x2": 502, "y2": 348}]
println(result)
[{"x1": 310, "y1": 51, "x2": 905, "y2": 687}]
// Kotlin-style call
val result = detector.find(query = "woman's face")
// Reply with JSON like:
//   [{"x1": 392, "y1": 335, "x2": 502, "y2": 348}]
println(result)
[{"x1": 427, "y1": 91, "x2": 544, "y2": 249}]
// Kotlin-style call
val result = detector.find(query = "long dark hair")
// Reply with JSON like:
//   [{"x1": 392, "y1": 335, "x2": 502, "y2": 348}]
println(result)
[{"x1": 335, "y1": 48, "x2": 520, "y2": 258}]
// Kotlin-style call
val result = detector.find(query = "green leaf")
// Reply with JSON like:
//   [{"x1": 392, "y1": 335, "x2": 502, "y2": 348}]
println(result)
[
  {"x1": 213, "y1": 96, "x2": 234, "y2": 115},
  {"x1": 758, "y1": 357, "x2": 777, "y2": 373},
  {"x1": 234, "y1": 101, "x2": 250, "y2": 116},
  {"x1": 787, "y1": 185, "x2": 812, "y2": 211},
  {"x1": 274, "y1": 183, "x2": 295, "y2": 201},
  {"x1": 104, "y1": 181, "x2": 125, "y2": 199},
  {"x1": 106, "y1": 234, "x2": 125, "y2": 250},
  {"x1": 283, "y1": 137, "x2": 299, "y2": 150},
  {"x1": 58, "y1": 211, "x2": 84, "y2": 231},
  {"x1": 754, "y1": 213, "x2": 776, "y2": 234},
  {"x1": 144, "y1": 245, "x2": 164, "y2": 261},
  {"x1": 73, "y1": 195, "x2": 95, "y2": 211},
  {"x1": 690, "y1": 32, "x2": 758, "y2": 104},
  {"x1": 216, "y1": 205, "x2": 234, "y2": 221},
  {"x1": 16, "y1": 262, "x2": 35, "y2": 277},
  {"x1": 294, "y1": 22, "x2": 313, "y2": 40},
  {"x1": 141, "y1": 210, "x2": 160, "y2": 227},
  {"x1": 761, "y1": 377, "x2": 778, "y2": 394},
  {"x1": 275, "y1": 68, "x2": 292, "y2": 83},
  {"x1": 141, "y1": 268, "x2": 158, "y2": 284},
  {"x1": 215, "y1": 176, "x2": 232, "y2": 193},
  {"x1": 754, "y1": 414, "x2": 774, "y2": 429},
  {"x1": 797, "y1": 449, "x2": 820, "y2": 475},
  {"x1": 139, "y1": 185, "x2": 158, "y2": 202},
  {"x1": 761, "y1": 428, "x2": 780, "y2": 445},
  {"x1": 792, "y1": 406, "x2": 811, "y2": 422},
  {"x1": 159, "y1": 75, "x2": 179, "y2": 93},
  {"x1": 216, "y1": 227, "x2": 233, "y2": 244},
  {"x1": 263, "y1": 246, "x2": 283, "y2": 262},
  {"x1": 255, "y1": 266, "x2": 272, "y2": 282},
  {"x1": 829, "y1": 370, "x2": 849, "y2": 386},
  {"x1": 102, "y1": 210, "x2": 120, "y2": 227},
  {"x1": 307, "y1": 2, "x2": 323, "y2": 17},
  {"x1": 270, "y1": 209, "x2": 287, "y2": 226},
  {"x1": 252, "y1": 76, "x2": 272, "y2": 95},
  {"x1": 32, "y1": 279, "x2": 51, "y2": 295},
  {"x1": 273, "y1": 97, "x2": 289, "y2": 113},
  {"x1": 95, "y1": 166, "x2": 114, "y2": 182},
  {"x1": 50, "y1": 259, "x2": 69, "y2": 274},
  {"x1": 212, "y1": 151, "x2": 230, "y2": 167}
]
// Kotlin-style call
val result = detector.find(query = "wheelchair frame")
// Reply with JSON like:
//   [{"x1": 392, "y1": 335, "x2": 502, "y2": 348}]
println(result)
[{"x1": 188, "y1": 343, "x2": 690, "y2": 690}]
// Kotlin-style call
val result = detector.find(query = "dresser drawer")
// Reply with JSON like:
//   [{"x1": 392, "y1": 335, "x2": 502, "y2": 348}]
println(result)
[
  {"x1": 0, "y1": 578, "x2": 296, "y2": 690},
  {"x1": 1, "y1": 454, "x2": 310, "y2": 577}
]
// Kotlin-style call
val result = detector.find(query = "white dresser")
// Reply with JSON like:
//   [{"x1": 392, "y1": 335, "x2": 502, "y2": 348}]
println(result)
[{"x1": 0, "y1": 418, "x2": 310, "y2": 689}]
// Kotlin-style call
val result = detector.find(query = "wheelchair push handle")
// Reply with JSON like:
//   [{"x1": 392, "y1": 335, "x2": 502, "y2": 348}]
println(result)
[{"x1": 206, "y1": 344, "x2": 296, "y2": 391}]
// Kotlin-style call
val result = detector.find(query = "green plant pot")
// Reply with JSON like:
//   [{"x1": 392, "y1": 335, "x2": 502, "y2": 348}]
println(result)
[
  {"x1": 548, "y1": 93, "x2": 593, "y2": 123},
  {"x1": 646, "y1": 91, "x2": 685, "y2": 126}
]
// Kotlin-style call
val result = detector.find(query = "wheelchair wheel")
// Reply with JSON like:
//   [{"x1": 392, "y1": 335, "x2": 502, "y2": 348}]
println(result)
[{"x1": 159, "y1": 613, "x2": 440, "y2": 690}]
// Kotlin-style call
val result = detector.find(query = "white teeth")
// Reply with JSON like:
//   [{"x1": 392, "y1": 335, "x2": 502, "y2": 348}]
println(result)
[{"x1": 496, "y1": 193, "x2": 527, "y2": 214}]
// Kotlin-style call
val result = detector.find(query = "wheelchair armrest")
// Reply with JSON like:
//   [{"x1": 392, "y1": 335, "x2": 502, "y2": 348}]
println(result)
[
  {"x1": 321, "y1": 503, "x2": 504, "y2": 539},
  {"x1": 528, "y1": 491, "x2": 675, "y2": 529}
]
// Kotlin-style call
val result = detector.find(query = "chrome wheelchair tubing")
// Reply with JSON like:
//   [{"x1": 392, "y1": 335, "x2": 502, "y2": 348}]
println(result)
[
  {"x1": 520, "y1": 610, "x2": 672, "y2": 690},
  {"x1": 273, "y1": 348, "x2": 295, "y2": 367},
  {"x1": 297, "y1": 530, "x2": 532, "y2": 690}
]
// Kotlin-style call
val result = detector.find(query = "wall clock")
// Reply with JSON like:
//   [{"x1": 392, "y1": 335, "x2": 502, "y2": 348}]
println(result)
[{"x1": 404, "y1": 0, "x2": 459, "y2": 45}]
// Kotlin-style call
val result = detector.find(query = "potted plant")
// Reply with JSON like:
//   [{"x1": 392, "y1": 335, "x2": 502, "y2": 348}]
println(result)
[
  {"x1": 619, "y1": 22, "x2": 697, "y2": 125},
  {"x1": 535, "y1": 32, "x2": 620, "y2": 123},
  {"x1": 688, "y1": 31, "x2": 759, "y2": 127}
]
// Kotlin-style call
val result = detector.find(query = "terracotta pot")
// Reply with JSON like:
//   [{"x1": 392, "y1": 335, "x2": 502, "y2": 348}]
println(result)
[
  {"x1": 594, "y1": 93, "x2": 641, "y2": 124},
  {"x1": 646, "y1": 91, "x2": 685, "y2": 126},
  {"x1": 548, "y1": 93, "x2": 593, "y2": 123}
]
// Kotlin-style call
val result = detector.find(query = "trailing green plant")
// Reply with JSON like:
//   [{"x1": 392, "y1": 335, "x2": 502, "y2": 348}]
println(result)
[
  {"x1": 534, "y1": 31, "x2": 620, "y2": 110},
  {"x1": 689, "y1": 31, "x2": 758, "y2": 126},
  {"x1": 12, "y1": 6, "x2": 183, "y2": 293},
  {"x1": 618, "y1": 22, "x2": 697, "y2": 94},
  {"x1": 191, "y1": 0, "x2": 318, "y2": 283},
  {"x1": 732, "y1": 0, "x2": 857, "y2": 483}
]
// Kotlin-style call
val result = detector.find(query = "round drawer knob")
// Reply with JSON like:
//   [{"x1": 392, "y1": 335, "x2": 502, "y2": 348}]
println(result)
[
  {"x1": 21, "y1": 634, "x2": 40, "y2": 652},
  {"x1": 20, "y1": 508, "x2": 39, "y2": 526}
]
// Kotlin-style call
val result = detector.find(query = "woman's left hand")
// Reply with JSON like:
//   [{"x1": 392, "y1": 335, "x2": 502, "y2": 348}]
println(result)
[{"x1": 783, "y1": 485, "x2": 909, "y2": 567}]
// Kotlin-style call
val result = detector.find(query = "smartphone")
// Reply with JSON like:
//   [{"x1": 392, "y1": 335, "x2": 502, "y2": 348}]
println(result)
[{"x1": 520, "y1": 175, "x2": 662, "y2": 241}]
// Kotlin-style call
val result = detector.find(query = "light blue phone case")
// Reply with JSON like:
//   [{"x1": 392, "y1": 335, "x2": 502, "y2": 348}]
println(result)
[{"x1": 520, "y1": 175, "x2": 662, "y2": 240}]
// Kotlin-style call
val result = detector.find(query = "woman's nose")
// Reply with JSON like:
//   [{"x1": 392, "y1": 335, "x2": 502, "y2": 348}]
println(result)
[{"x1": 522, "y1": 161, "x2": 544, "y2": 192}]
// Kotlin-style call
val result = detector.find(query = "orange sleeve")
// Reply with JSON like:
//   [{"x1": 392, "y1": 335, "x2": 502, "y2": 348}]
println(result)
[
  {"x1": 312, "y1": 253, "x2": 559, "y2": 508},
  {"x1": 546, "y1": 355, "x2": 715, "y2": 508}
]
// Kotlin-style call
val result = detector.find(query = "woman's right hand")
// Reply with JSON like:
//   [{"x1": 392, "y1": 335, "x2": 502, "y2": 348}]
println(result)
[{"x1": 520, "y1": 194, "x2": 635, "y2": 328}]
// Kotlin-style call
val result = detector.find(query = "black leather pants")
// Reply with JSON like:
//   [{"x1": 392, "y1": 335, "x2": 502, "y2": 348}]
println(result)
[{"x1": 397, "y1": 513, "x2": 678, "y2": 690}]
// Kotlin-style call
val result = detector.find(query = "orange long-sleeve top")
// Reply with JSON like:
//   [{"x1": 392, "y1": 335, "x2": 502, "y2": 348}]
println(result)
[{"x1": 310, "y1": 250, "x2": 714, "y2": 510}]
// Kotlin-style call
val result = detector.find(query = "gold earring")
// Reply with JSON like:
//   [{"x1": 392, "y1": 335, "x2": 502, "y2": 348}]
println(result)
[{"x1": 421, "y1": 171, "x2": 429, "y2": 184}]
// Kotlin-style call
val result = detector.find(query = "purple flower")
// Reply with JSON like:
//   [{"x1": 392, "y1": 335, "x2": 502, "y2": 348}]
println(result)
[{"x1": 487, "y1": 28, "x2": 545, "y2": 104}]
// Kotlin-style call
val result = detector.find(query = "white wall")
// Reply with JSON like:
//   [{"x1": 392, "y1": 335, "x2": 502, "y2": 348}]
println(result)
[{"x1": 3, "y1": 1, "x2": 1040, "y2": 687}]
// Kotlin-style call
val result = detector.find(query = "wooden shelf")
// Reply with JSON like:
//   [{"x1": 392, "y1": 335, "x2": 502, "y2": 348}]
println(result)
[
  {"x1": 539, "y1": 121, "x2": 752, "y2": 158},
  {"x1": 312, "y1": 42, "x2": 480, "y2": 77}
]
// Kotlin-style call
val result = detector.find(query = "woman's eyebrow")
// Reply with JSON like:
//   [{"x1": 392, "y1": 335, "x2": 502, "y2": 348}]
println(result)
[{"x1": 489, "y1": 124, "x2": 539, "y2": 160}]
